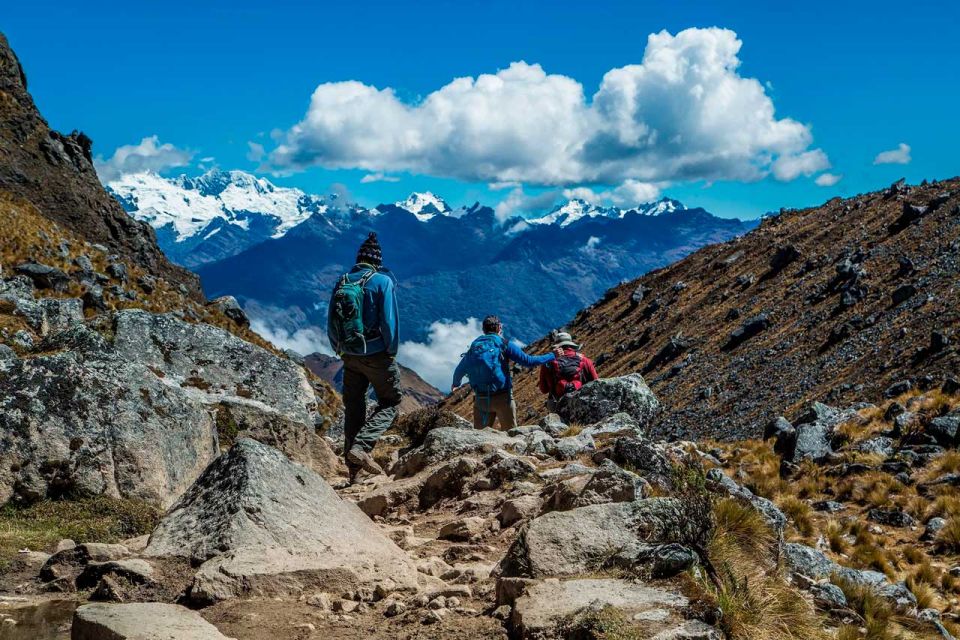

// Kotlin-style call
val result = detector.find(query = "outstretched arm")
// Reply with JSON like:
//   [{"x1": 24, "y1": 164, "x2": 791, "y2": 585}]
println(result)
[{"x1": 505, "y1": 341, "x2": 556, "y2": 368}]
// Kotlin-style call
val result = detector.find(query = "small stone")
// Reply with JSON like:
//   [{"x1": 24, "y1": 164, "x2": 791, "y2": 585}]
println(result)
[
  {"x1": 306, "y1": 593, "x2": 333, "y2": 610},
  {"x1": 423, "y1": 609, "x2": 447, "y2": 624},
  {"x1": 427, "y1": 596, "x2": 446, "y2": 610},
  {"x1": 294, "y1": 623, "x2": 316, "y2": 632},
  {"x1": 384, "y1": 600, "x2": 406, "y2": 617},
  {"x1": 334, "y1": 599, "x2": 359, "y2": 613},
  {"x1": 445, "y1": 597, "x2": 461, "y2": 608}
]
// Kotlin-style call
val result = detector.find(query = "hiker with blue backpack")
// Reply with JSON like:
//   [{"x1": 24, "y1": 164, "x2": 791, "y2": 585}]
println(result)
[
  {"x1": 327, "y1": 232, "x2": 401, "y2": 482},
  {"x1": 451, "y1": 315, "x2": 562, "y2": 430}
]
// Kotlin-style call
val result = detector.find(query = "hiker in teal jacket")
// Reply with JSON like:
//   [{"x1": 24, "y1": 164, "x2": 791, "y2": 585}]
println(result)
[
  {"x1": 452, "y1": 315, "x2": 560, "y2": 430},
  {"x1": 327, "y1": 233, "x2": 402, "y2": 481}
]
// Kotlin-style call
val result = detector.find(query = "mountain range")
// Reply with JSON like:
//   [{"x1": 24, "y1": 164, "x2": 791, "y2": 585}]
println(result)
[{"x1": 110, "y1": 170, "x2": 756, "y2": 345}]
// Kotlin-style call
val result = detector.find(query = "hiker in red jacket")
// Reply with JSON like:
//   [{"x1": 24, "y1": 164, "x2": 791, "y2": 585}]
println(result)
[{"x1": 538, "y1": 331, "x2": 599, "y2": 412}]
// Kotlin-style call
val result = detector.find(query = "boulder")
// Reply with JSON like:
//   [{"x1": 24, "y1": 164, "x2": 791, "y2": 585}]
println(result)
[
  {"x1": 144, "y1": 439, "x2": 418, "y2": 603},
  {"x1": 392, "y1": 427, "x2": 525, "y2": 478},
  {"x1": 0, "y1": 346, "x2": 218, "y2": 506},
  {"x1": 499, "y1": 495, "x2": 543, "y2": 527},
  {"x1": 556, "y1": 374, "x2": 660, "y2": 427},
  {"x1": 610, "y1": 436, "x2": 675, "y2": 491},
  {"x1": 438, "y1": 516, "x2": 488, "y2": 542},
  {"x1": 867, "y1": 508, "x2": 916, "y2": 528},
  {"x1": 574, "y1": 461, "x2": 646, "y2": 506},
  {"x1": 784, "y1": 543, "x2": 837, "y2": 580},
  {"x1": 14, "y1": 262, "x2": 70, "y2": 291},
  {"x1": 112, "y1": 310, "x2": 317, "y2": 426},
  {"x1": 212, "y1": 398, "x2": 345, "y2": 480},
  {"x1": 786, "y1": 402, "x2": 851, "y2": 462},
  {"x1": 548, "y1": 433, "x2": 595, "y2": 460},
  {"x1": 537, "y1": 414, "x2": 568, "y2": 437},
  {"x1": 928, "y1": 412, "x2": 960, "y2": 446},
  {"x1": 499, "y1": 498, "x2": 685, "y2": 578},
  {"x1": 512, "y1": 578, "x2": 690, "y2": 640},
  {"x1": 208, "y1": 295, "x2": 249, "y2": 328},
  {"x1": 581, "y1": 412, "x2": 642, "y2": 437},
  {"x1": 724, "y1": 313, "x2": 771, "y2": 350},
  {"x1": 419, "y1": 457, "x2": 481, "y2": 508},
  {"x1": 72, "y1": 602, "x2": 234, "y2": 640}
]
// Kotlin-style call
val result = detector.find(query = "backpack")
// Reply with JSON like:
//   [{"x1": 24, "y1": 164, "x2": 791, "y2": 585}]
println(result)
[
  {"x1": 330, "y1": 269, "x2": 378, "y2": 354},
  {"x1": 551, "y1": 353, "x2": 587, "y2": 398},
  {"x1": 462, "y1": 334, "x2": 508, "y2": 394}
]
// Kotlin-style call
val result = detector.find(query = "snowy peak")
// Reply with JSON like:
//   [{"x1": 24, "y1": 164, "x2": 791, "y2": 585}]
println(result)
[
  {"x1": 525, "y1": 196, "x2": 687, "y2": 228},
  {"x1": 395, "y1": 191, "x2": 452, "y2": 221},
  {"x1": 107, "y1": 170, "x2": 321, "y2": 243}
]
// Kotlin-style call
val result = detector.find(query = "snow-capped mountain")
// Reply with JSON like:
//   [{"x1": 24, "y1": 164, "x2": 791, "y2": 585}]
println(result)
[
  {"x1": 393, "y1": 191, "x2": 452, "y2": 221},
  {"x1": 523, "y1": 197, "x2": 686, "y2": 228},
  {"x1": 106, "y1": 169, "x2": 334, "y2": 267}
]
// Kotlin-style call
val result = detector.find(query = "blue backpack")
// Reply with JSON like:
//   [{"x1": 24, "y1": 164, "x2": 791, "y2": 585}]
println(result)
[{"x1": 463, "y1": 334, "x2": 508, "y2": 394}]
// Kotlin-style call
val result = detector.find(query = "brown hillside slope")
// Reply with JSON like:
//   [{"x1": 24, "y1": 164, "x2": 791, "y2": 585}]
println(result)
[
  {"x1": 446, "y1": 178, "x2": 960, "y2": 441},
  {"x1": 0, "y1": 32, "x2": 199, "y2": 296}
]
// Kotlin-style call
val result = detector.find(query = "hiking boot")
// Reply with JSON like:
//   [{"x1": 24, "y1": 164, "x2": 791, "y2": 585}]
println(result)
[{"x1": 347, "y1": 446, "x2": 384, "y2": 476}]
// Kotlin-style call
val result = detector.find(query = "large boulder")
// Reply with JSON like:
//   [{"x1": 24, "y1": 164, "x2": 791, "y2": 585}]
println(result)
[
  {"x1": 0, "y1": 344, "x2": 218, "y2": 506},
  {"x1": 145, "y1": 439, "x2": 418, "y2": 603},
  {"x1": 511, "y1": 578, "x2": 694, "y2": 640},
  {"x1": 112, "y1": 310, "x2": 317, "y2": 426},
  {"x1": 499, "y1": 498, "x2": 686, "y2": 578},
  {"x1": 556, "y1": 374, "x2": 660, "y2": 426},
  {"x1": 72, "y1": 602, "x2": 234, "y2": 639},
  {"x1": 392, "y1": 427, "x2": 525, "y2": 478},
  {"x1": 783, "y1": 402, "x2": 854, "y2": 462}
]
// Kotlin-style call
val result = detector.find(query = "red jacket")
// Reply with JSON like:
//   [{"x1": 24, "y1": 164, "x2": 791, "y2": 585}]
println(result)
[{"x1": 538, "y1": 347, "x2": 599, "y2": 398}]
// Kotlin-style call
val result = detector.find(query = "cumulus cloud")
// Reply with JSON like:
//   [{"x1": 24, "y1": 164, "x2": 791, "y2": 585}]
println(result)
[
  {"x1": 397, "y1": 318, "x2": 482, "y2": 390},
  {"x1": 266, "y1": 28, "x2": 825, "y2": 187},
  {"x1": 815, "y1": 172, "x2": 843, "y2": 187},
  {"x1": 95, "y1": 135, "x2": 193, "y2": 182},
  {"x1": 874, "y1": 143, "x2": 911, "y2": 165},
  {"x1": 771, "y1": 149, "x2": 830, "y2": 181},
  {"x1": 246, "y1": 142, "x2": 265, "y2": 162},
  {"x1": 249, "y1": 318, "x2": 332, "y2": 356},
  {"x1": 580, "y1": 236, "x2": 602, "y2": 256},
  {"x1": 494, "y1": 187, "x2": 562, "y2": 222},
  {"x1": 607, "y1": 180, "x2": 662, "y2": 207},
  {"x1": 360, "y1": 172, "x2": 401, "y2": 183}
]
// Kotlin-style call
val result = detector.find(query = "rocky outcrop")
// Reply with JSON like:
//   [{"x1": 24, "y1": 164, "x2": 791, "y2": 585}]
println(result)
[
  {"x1": 556, "y1": 374, "x2": 660, "y2": 426},
  {"x1": 0, "y1": 305, "x2": 336, "y2": 506},
  {"x1": 72, "y1": 603, "x2": 234, "y2": 640},
  {"x1": 0, "y1": 330, "x2": 218, "y2": 506},
  {"x1": 392, "y1": 427, "x2": 525, "y2": 478},
  {"x1": 145, "y1": 439, "x2": 419, "y2": 603}
]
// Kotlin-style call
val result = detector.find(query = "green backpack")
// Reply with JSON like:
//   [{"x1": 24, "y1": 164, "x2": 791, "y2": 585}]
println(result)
[{"x1": 330, "y1": 269, "x2": 378, "y2": 354}]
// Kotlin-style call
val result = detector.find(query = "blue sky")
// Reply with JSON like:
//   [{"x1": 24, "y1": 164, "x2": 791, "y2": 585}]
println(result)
[{"x1": 5, "y1": 0, "x2": 958, "y2": 219}]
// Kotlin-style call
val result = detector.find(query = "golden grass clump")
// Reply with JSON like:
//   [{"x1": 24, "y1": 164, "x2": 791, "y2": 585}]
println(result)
[{"x1": 702, "y1": 499, "x2": 827, "y2": 640}]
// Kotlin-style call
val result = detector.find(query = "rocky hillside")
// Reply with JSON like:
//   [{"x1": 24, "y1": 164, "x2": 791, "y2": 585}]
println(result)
[
  {"x1": 456, "y1": 178, "x2": 960, "y2": 441},
  {"x1": 304, "y1": 352, "x2": 443, "y2": 412},
  {"x1": 0, "y1": 33, "x2": 199, "y2": 296}
]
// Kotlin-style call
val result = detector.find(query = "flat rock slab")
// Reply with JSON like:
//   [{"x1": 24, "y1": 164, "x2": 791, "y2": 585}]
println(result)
[
  {"x1": 145, "y1": 439, "x2": 418, "y2": 603},
  {"x1": 393, "y1": 427, "x2": 525, "y2": 477},
  {"x1": 72, "y1": 602, "x2": 234, "y2": 639},
  {"x1": 500, "y1": 498, "x2": 684, "y2": 578},
  {"x1": 512, "y1": 578, "x2": 689, "y2": 639}
]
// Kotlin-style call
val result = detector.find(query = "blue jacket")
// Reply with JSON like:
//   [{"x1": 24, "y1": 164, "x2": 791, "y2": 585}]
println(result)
[
  {"x1": 452, "y1": 333, "x2": 555, "y2": 392},
  {"x1": 327, "y1": 263, "x2": 399, "y2": 356}
]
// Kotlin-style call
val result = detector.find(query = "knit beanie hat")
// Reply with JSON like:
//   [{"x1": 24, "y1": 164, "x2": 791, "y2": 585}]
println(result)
[{"x1": 356, "y1": 232, "x2": 382, "y2": 267}]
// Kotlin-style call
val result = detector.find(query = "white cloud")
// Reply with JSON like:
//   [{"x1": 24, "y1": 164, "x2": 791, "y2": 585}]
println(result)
[
  {"x1": 249, "y1": 318, "x2": 332, "y2": 356},
  {"x1": 815, "y1": 172, "x2": 843, "y2": 187},
  {"x1": 267, "y1": 28, "x2": 824, "y2": 187},
  {"x1": 607, "y1": 180, "x2": 661, "y2": 207},
  {"x1": 771, "y1": 149, "x2": 831, "y2": 181},
  {"x1": 873, "y1": 143, "x2": 911, "y2": 165},
  {"x1": 494, "y1": 187, "x2": 561, "y2": 222},
  {"x1": 397, "y1": 318, "x2": 482, "y2": 390},
  {"x1": 246, "y1": 142, "x2": 265, "y2": 162},
  {"x1": 562, "y1": 186, "x2": 602, "y2": 203},
  {"x1": 580, "y1": 236, "x2": 602, "y2": 256},
  {"x1": 95, "y1": 135, "x2": 193, "y2": 182},
  {"x1": 360, "y1": 172, "x2": 401, "y2": 183}
]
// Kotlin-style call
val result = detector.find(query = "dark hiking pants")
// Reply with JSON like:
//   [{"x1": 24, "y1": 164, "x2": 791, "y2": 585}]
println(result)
[{"x1": 341, "y1": 351, "x2": 402, "y2": 468}]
